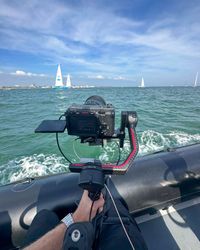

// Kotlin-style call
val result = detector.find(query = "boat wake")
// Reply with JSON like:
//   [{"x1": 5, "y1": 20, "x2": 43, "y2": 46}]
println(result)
[
  {"x1": 0, "y1": 154, "x2": 69, "y2": 185},
  {"x1": 138, "y1": 130, "x2": 200, "y2": 155},
  {"x1": 100, "y1": 130, "x2": 200, "y2": 161},
  {"x1": 0, "y1": 130, "x2": 200, "y2": 185}
]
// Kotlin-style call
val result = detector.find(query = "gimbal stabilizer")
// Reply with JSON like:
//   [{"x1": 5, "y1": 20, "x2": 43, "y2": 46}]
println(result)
[
  {"x1": 70, "y1": 111, "x2": 138, "y2": 201},
  {"x1": 35, "y1": 98, "x2": 138, "y2": 249}
]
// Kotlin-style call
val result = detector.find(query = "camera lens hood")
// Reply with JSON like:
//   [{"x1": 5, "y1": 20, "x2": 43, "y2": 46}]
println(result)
[{"x1": 84, "y1": 95, "x2": 106, "y2": 106}]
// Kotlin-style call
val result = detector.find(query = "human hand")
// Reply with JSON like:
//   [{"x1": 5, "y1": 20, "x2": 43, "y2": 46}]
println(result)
[{"x1": 72, "y1": 190, "x2": 104, "y2": 222}]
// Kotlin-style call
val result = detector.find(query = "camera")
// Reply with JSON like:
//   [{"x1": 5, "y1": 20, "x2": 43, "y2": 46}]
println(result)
[
  {"x1": 35, "y1": 96, "x2": 120, "y2": 146},
  {"x1": 35, "y1": 95, "x2": 138, "y2": 148},
  {"x1": 35, "y1": 95, "x2": 138, "y2": 175},
  {"x1": 65, "y1": 96, "x2": 115, "y2": 143}
]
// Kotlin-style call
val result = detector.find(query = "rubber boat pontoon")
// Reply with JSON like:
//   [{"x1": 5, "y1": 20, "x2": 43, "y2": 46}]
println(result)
[{"x1": 0, "y1": 143, "x2": 200, "y2": 249}]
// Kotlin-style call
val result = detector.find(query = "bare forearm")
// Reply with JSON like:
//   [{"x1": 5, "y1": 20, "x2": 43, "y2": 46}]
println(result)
[
  {"x1": 23, "y1": 191, "x2": 104, "y2": 250},
  {"x1": 24, "y1": 223, "x2": 67, "y2": 250}
]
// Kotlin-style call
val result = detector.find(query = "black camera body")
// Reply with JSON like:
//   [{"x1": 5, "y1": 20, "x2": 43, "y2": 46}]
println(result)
[
  {"x1": 35, "y1": 95, "x2": 138, "y2": 174},
  {"x1": 64, "y1": 96, "x2": 115, "y2": 145},
  {"x1": 35, "y1": 95, "x2": 137, "y2": 148},
  {"x1": 65, "y1": 103, "x2": 115, "y2": 139}
]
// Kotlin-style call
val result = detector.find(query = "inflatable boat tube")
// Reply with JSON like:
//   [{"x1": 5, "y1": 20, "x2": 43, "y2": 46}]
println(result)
[{"x1": 0, "y1": 143, "x2": 200, "y2": 249}]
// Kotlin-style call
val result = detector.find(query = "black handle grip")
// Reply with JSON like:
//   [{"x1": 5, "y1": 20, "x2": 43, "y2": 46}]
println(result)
[{"x1": 88, "y1": 191, "x2": 101, "y2": 201}]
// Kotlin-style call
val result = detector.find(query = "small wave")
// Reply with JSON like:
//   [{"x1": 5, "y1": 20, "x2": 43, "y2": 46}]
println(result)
[
  {"x1": 1, "y1": 130, "x2": 200, "y2": 185},
  {"x1": 138, "y1": 130, "x2": 200, "y2": 156},
  {"x1": 99, "y1": 130, "x2": 200, "y2": 160},
  {"x1": 0, "y1": 154, "x2": 69, "y2": 185},
  {"x1": 167, "y1": 131, "x2": 200, "y2": 145}
]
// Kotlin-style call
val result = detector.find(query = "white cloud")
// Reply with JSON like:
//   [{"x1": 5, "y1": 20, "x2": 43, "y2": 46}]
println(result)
[
  {"x1": 87, "y1": 75, "x2": 105, "y2": 79},
  {"x1": 39, "y1": 73, "x2": 46, "y2": 77},
  {"x1": 2, "y1": 0, "x2": 197, "y2": 58},
  {"x1": 11, "y1": 70, "x2": 27, "y2": 76},
  {"x1": 87, "y1": 75, "x2": 129, "y2": 81},
  {"x1": 0, "y1": 0, "x2": 200, "y2": 84},
  {"x1": 95, "y1": 75, "x2": 105, "y2": 79},
  {"x1": 11, "y1": 70, "x2": 46, "y2": 77},
  {"x1": 113, "y1": 76, "x2": 127, "y2": 80}
]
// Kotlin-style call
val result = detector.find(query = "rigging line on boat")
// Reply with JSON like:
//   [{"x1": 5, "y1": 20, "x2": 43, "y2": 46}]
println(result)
[
  {"x1": 56, "y1": 114, "x2": 72, "y2": 164},
  {"x1": 104, "y1": 183, "x2": 135, "y2": 250}
]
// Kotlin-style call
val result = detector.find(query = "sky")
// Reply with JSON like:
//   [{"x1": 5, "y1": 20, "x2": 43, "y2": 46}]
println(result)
[{"x1": 0, "y1": 0, "x2": 200, "y2": 87}]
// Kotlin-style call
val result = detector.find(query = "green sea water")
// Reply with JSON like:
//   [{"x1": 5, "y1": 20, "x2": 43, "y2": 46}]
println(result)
[{"x1": 0, "y1": 87, "x2": 200, "y2": 185}]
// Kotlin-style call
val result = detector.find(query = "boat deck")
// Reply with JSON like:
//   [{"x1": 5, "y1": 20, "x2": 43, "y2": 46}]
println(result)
[{"x1": 136, "y1": 197, "x2": 200, "y2": 249}]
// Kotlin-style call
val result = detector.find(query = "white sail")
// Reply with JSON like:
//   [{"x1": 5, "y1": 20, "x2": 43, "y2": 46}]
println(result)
[
  {"x1": 194, "y1": 72, "x2": 198, "y2": 87},
  {"x1": 55, "y1": 64, "x2": 63, "y2": 87},
  {"x1": 139, "y1": 77, "x2": 145, "y2": 88},
  {"x1": 66, "y1": 74, "x2": 72, "y2": 88}
]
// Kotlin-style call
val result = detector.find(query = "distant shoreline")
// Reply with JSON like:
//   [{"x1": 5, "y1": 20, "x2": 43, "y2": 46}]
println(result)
[
  {"x1": 0, "y1": 85, "x2": 97, "y2": 90},
  {"x1": 0, "y1": 85, "x2": 197, "y2": 90},
  {"x1": 0, "y1": 85, "x2": 52, "y2": 90}
]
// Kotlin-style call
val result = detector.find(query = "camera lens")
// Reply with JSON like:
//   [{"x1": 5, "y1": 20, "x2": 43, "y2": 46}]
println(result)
[{"x1": 84, "y1": 96, "x2": 106, "y2": 106}]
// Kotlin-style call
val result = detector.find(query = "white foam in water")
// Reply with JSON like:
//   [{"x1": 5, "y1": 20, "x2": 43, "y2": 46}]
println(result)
[
  {"x1": 168, "y1": 131, "x2": 200, "y2": 145},
  {"x1": 99, "y1": 141, "x2": 117, "y2": 162},
  {"x1": 0, "y1": 154, "x2": 69, "y2": 185},
  {"x1": 138, "y1": 130, "x2": 170, "y2": 155},
  {"x1": 138, "y1": 130, "x2": 200, "y2": 156},
  {"x1": 99, "y1": 130, "x2": 200, "y2": 160},
  {"x1": 1, "y1": 130, "x2": 200, "y2": 185}
]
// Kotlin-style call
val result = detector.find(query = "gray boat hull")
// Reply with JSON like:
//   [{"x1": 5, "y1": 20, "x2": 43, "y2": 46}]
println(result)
[{"x1": 0, "y1": 143, "x2": 200, "y2": 249}]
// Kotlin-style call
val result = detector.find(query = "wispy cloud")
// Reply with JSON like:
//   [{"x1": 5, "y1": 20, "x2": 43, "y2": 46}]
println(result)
[
  {"x1": 113, "y1": 76, "x2": 128, "y2": 80},
  {"x1": 0, "y1": 0, "x2": 200, "y2": 85},
  {"x1": 11, "y1": 70, "x2": 46, "y2": 77},
  {"x1": 90, "y1": 75, "x2": 105, "y2": 79}
]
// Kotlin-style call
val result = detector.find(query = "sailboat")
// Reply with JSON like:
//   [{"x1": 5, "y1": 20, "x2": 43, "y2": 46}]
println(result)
[
  {"x1": 66, "y1": 74, "x2": 72, "y2": 88},
  {"x1": 54, "y1": 64, "x2": 66, "y2": 89},
  {"x1": 139, "y1": 77, "x2": 145, "y2": 88},
  {"x1": 54, "y1": 65, "x2": 72, "y2": 89},
  {"x1": 194, "y1": 72, "x2": 198, "y2": 87}
]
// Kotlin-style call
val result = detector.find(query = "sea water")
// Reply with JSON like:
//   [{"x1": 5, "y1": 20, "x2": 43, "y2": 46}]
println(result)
[{"x1": 0, "y1": 87, "x2": 200, "y2": 185}]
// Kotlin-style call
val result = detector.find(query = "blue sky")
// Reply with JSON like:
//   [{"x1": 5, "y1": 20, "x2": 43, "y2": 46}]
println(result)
[{"x1": 0, "y1": 0, "x2": 199, "y2": 86}]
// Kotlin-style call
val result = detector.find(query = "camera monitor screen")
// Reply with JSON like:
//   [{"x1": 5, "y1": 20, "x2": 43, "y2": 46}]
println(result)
[{"x1": 35, "y1": 120, "x2": 66, "y2": 133}]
